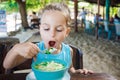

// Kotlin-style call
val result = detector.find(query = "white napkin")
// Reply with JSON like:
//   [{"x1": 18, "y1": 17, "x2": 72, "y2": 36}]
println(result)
[{"x1": 26, "y1": 72, "x2": 36, "y2": 80}]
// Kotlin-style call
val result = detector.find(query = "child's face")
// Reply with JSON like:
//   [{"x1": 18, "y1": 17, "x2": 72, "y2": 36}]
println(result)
[{"x1": 40, "y1": 11, "x2": 70, "y2": 49}]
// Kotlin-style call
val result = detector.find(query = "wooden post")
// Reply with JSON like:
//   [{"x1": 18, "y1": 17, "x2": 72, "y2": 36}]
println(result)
[
  {"x1": 74, "y1": 0, "x2": 78, "y2": 32},
  {"x1": 95, "y1": 0, "x2": 100, "y2": 39}
]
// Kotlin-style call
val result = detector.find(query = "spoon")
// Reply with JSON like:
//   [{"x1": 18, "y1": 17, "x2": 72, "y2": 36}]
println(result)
[
  {"x1": 33, "y1": 48, "x2": 57, "y2": 61},
  {"x1": 40, "y1": 47, "x2": 57, "y2": 54}
]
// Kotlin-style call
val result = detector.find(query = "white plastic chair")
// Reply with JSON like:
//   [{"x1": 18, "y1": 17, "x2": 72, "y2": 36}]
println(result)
[
  {"x1": 104, "y1": 21, "x2": 112, "y2": 40},
  {"x1": 114, "y1": 22, "x2": 120, "y2": 40},
  {"x1": 84, "y1": 20, "x2": 92, "y2": 33}
]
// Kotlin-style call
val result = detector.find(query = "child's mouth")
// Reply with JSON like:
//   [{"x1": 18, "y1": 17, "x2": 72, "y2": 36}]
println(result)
[{"x1": 49, "y1": 41, "x2": 56, "y2": 47}]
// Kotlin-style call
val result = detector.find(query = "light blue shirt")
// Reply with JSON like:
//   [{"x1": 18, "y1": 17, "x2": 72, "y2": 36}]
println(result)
[{"x1": 79, "y1": 10, "x2": 87, "y2": 19}]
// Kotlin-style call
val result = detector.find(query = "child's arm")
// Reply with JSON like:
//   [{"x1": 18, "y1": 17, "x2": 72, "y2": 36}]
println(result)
[
  {"x1": 69, "y1": 48, "x2": 93, "y2": 74},
  {"x1": 3, "y1": 42, "x2": 39, "y2": 69}
]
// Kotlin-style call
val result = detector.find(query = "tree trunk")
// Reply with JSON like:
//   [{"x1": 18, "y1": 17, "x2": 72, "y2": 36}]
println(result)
[
  {"x1": 74, "y1": 0, "x2": 78, "y2": 32},
  {"x1": 16, "y1": 0, "x2": 29, "y2": 30}
]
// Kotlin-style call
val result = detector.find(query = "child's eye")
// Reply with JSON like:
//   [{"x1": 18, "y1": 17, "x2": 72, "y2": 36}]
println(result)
[
  {"x1": 44, "y1": 28, "x2": 49, "y2": 31},
  {"x1": 56, "y1": 29, "x2": 63, "y2": 32},
  {"x1": 43, "y1": 26, "x2": 50, "y2": 31},
  {"x1": 56, "y1": 26, "x2": 64, "y2": 32},
  {"x1": 41, "y1": 23, "x2": 50, "y2": 31}
]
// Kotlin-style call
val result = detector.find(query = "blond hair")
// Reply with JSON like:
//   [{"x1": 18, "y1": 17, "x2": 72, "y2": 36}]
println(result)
[{"x1": 41, "y1": 2, "x2": 71, "y2": 26}]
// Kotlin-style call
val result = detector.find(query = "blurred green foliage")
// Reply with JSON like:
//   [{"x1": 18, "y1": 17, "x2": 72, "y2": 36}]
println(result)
[
  {"x1": 0, "y1": 0, "x2": 119, "y2": 17},
  {"x1": 0, "y1": 0, "x2": 69, "y2": 13},
  {"x1": 0, "y1": 0, "x2": 18, "y2": 13}
]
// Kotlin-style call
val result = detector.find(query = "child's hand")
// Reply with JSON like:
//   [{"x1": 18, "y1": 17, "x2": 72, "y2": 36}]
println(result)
[
  {"x1": 13, "y1": 42, "x2": 39, "y2": 59},
  {"x1": 75, "y1": 68, "x2": 94, "y2": 75},
  {"x1": 70, "y1": 67, "x2": 94, "y2": 75}
]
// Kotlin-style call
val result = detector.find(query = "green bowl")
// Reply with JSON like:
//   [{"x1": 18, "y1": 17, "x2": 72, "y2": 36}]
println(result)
[{"x1": 31, "y1": 59, "x2": 68, "y2": 80}]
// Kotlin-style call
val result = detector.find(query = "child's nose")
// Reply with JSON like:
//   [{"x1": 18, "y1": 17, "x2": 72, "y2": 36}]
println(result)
[{"x1": 50, "y1": 29, "x2": 56, "y2": 37}]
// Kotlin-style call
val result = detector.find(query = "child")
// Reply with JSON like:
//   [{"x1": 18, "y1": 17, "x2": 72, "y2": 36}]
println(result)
[{"x1": 3, "y1": 2, "x2": 93, "y2": 80}]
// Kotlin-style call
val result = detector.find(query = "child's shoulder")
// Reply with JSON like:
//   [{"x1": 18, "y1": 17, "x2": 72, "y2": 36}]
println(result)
[
  {"x1": 62, "y1": 43, "x2": 70, "y2": 48},
  {"x1": 62, "y1": 43, "x2": 72, "y2": 51}
]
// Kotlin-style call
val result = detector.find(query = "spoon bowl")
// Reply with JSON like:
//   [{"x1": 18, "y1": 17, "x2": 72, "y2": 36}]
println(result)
[{"x1": 40, "y1": 48, "x2": 57, "y2": 54}]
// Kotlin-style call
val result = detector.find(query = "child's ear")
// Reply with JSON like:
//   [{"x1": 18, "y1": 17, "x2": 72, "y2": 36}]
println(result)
[{"x1": 66, "y1": 27, "x2": 71, "y2": 37}]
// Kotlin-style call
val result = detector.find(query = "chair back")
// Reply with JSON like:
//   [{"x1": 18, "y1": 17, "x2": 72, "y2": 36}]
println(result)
[
  {"x1": 69, "y1": 44, "x2": 83, "y2": 69},
  {"x1": 0, "y1": 37, "x2": 19, "y2": 74},
  {"x1": 114, "y1": 22, "x2": 120, "y2": 36},
  {"x1": 104, "y1": 21, "x2": 109, "y2": 32},
  {"x1": 4, "y1": 42, "x2": 83, "y2": 74}
]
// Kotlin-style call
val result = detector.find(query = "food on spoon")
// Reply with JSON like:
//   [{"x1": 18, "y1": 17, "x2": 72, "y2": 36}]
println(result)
[{"x1": 45, "y1": 47, "x2": 57, "y2": 54}]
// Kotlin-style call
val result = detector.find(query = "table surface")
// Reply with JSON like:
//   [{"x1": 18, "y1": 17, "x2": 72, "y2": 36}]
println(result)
[{"x1": 0, "y1": 73, "x2": 117, "y2": 80}]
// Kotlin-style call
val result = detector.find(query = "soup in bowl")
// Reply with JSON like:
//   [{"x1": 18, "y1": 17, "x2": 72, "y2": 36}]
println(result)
[{"x1": 31, "y1": 59, "x2": 68, "y2": 80}]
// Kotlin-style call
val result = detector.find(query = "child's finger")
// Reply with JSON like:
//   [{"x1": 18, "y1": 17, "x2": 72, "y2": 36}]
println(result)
[
  {"x1": 33, "y1": 56, "x2": 36, "y2": 61},
  {"x1": 30, "y1": 43, "x2": 40, "y2": 54}
]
